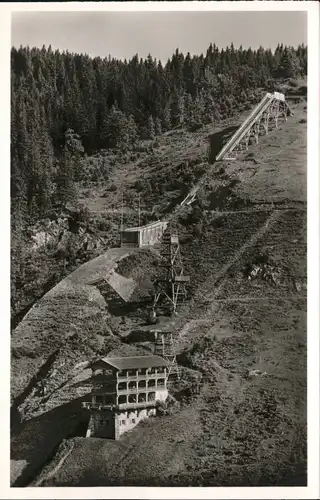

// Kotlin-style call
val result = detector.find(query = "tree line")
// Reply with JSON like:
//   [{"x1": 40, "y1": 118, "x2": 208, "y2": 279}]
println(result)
[
  {"x1": 11, "y1": 42, "x2": 307, "y2": 222},
  {"x1": 10, "y1": 42, "x2": 307, "y2": 322}
]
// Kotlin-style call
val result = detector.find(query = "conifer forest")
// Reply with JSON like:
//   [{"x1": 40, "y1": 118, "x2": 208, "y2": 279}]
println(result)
[{"x1": 11, "y1": 43, "x2": 307, "y2": 326}]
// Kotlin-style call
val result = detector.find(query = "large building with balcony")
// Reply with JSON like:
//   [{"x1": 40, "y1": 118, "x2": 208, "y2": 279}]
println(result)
[{"x1": 82, "y1": 355, "x2": 169, "y2": 439}]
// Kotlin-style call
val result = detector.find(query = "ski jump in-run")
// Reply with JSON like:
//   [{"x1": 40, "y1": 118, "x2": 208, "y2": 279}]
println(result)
[{"x1": 180, "y1": 91, "x2": 292, "y2": 207}]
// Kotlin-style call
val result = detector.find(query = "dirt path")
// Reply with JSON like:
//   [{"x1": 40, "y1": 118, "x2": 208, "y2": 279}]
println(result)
[
  {"x1": 206, "y1": 206, "x2": 306, "y2": 216},
  {"x1": 202, "y1": 295, "x2": 307, "y2": 303},
  {"x1": 34, "y1": 440, "x2": 75, "y2": 486},
  {"x1": 178, "y1": 210, "x2": 281, "y2": 341}
]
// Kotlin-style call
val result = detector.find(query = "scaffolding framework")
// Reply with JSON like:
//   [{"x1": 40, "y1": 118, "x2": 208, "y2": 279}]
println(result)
[
  {"x1": 152, "y1": 231, "x2": 190, "y2": 316},
  {"x1": 153, "y1": 330, "x2": 180, "y2": 379}
]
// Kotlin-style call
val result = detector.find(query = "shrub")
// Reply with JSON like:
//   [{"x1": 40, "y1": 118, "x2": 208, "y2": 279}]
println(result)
[
  {"x1": 107, "y1": 183, "x2": 117, "y2": 192},
  {"x1": 299, "y1": 85, "x2": 307, "y2": 96},
  {"x1": 98, "y1": 220, "x2": 112, "y2": 231},
  {"x1": 289, "y1": 79, "x2": 300, "y2": 88}
]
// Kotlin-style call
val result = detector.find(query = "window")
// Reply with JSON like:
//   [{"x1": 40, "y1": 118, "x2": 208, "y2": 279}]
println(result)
[
  {"x1": 131, "y1": 419, "x2": 136, "y2": 424},
  {"x1": 121, "y1": 419, "x2": 126, "y2": 425}
]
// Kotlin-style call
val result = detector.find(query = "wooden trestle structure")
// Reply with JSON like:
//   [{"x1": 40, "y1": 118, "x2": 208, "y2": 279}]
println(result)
[
  {"x1": 153, "y1": 330, "x2": 180, "y2": 379},
  {"x1": 216, "y1": 91, "x2": 292, "y2": 161},
  {"x1": 152, "y1": 231, "x2": 190, "y2": 316}
]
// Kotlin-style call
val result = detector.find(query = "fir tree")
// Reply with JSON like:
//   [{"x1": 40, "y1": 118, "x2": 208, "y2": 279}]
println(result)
[
  {"x1": 155, "y1": 117, "x2": 162, "y2": 136},
  {"x1": 147, "y1": 115, "x2": 155, "y2": 139},
  {"x1": 171, "y1": 91, "x2": 185, "y2": 128},
  {"x1": 162, "y1": 104, "x2": 171, "y2": 131}
]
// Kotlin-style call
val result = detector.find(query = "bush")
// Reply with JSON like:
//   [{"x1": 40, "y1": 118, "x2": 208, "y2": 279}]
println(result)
[
  {"x1": 289, "y1": 79, "x2": 300, "y2": 88},
  {"x1": 189, "y1": 122, "x2": 202, "y2": 132},
  {"x1": 107, "y1": 183, "x2": 117, "y2": 192},
  {"x1": 133, "y1": 179, "x2": 146, "y2": 191},
  {"x1": 98, "y1": 220, "x2": 112, "y2": 231},
  {"x1": 299, "y1": 85, "x2": 307, "y2": 96}
]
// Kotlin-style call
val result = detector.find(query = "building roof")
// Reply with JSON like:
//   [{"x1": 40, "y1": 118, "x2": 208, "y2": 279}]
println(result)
[
  {"x1": 121, "y1": 220, "x2": 168, "y2": 233},
  {"x1": 92, "y1": 355, "x2": 170, "y2": 371}
]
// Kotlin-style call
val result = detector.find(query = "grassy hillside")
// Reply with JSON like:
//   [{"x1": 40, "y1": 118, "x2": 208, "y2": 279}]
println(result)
[{"x1": 11, "y1": 87, "x2": 307, "y2": 487}]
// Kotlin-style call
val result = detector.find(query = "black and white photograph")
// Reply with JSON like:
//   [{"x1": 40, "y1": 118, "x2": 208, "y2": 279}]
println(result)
[{"x1": 3, "y1": 1, "x2": 319, "y2": 497}]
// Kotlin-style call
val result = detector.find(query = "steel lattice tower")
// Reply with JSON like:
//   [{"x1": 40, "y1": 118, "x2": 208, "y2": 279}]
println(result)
[
  {"x1": 152, "y1": 230, "x2": 190, "y2": 316},
  {"x1": 153, "y1": 330, "x2": 180, "y2": 379}
]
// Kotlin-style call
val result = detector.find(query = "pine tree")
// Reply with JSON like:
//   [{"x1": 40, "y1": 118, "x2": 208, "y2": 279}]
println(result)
[
  {"x1": 147, "y1": 115, "x2": 155, "y2": 139},
  {"x1": 201, "y1": 89, "x2": 215, "y2": 124},
  {"x1": 278, "y1": 47, "x2": 301, "y2": 79},
  {"x1": 193, "y1": 93, "x2": 205, "y2": 127},
  {"x1": 171, "y1": 91, "x2": 185, "y2": 128},
  {"x1": 127, "y1": 115, "x2": 138, "y2": 147},
  {"x1": 53, "y1": 129, "x2": 80, "y2": 208},
  {"x1": 103, "y1": 105, "x2": 128, "y2": 150},
  {"x1": 184, "y1": 93, "x2": 194, "y2": 128},
  {"x1": 155, "y1": 117, "x2": 162, "y2": 136},
  {"x1": 162, "y1": 104, "x2": 171, "y2": 131},
  {"x1": 64, "y1": 128, "x2": 84, "y2": 181}
]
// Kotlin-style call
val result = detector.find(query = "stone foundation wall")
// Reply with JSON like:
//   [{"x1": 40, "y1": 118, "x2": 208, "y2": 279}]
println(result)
[
  {"x1": 86, "y1": 409, "x2": 115, "y2": 439},
  {"x1": 115, "y1": 407, "x2": 157, "y2": 438}
]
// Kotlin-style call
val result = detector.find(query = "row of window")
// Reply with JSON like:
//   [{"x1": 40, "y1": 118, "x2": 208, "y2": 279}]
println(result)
[
  {"x1": 93, "y1": 388, "x2": 163, "y2": 406},
  {"x1": 117, "y1": 379, "x2": 165, "y2": 391},
  {"x1": 98, "y1": 418, "x2": 142, "y2": 426},
  {"x1": 120, "y1": 418, "x2": 135, "y2": 425},
  {"x1": 92, "y1": 367, "x2": 166, "y2": 377},
  {"x1": 118, "y1": 392, "x2": 156, "y2": 404},
  {"x1": 118, "y1": 367, "x2": 166, "y2": 377}
]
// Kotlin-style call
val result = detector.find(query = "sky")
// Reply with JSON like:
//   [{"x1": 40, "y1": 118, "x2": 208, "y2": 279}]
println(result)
[{"x1": 12, "y1": 11, "x2": 307, "y2": 62}]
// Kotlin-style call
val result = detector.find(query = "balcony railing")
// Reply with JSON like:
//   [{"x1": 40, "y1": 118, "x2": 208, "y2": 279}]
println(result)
[
  {"x1": 118, "y1": 400, "x2": 157, "y2": 410},
  {"x1": 90, "y1": 385, "x2": 166, "y2": 399},
  {"x1": 117, "y1": 372, "x2": 166, "y2": 380},
  {"x1": 117, "y1": 385, "x2": 161, "y2": 394},
  {"x1": 82, "y1": 400, "x2": 158, "y2": 411},
  {"x1": 82, "y1": 402, "x2": 114, "y2": 410}
]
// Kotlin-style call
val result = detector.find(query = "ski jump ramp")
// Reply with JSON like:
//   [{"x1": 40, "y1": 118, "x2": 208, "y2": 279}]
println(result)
[
  {"x1": 215, "y1": 91, "x2": 291, "y2": 161},
  {"x1": 180, "y1": 91, "x2": 292, "y2": 207}
]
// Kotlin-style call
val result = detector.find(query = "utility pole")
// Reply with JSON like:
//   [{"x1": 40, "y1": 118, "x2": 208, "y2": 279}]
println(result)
[
  {"x1": 120, "y1": 191, "x2": 124, "y2": 247},
  {"x1": 121, "y1": 192, "x2": 124, "y2": 232},
  {"x1": 138, "y1": 193, "x2": 141, "y2": 227}
]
